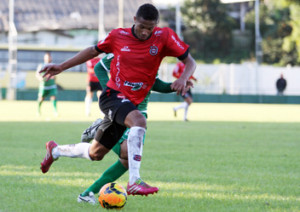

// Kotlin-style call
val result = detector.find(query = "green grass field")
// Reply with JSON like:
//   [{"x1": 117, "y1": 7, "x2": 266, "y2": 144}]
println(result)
[{"x1": 0, "y1": 101, "x2": 299, "y2": 211}]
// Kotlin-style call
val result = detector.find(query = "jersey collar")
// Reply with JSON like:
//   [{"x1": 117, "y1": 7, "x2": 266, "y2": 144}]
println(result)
[{"x1": 131, "y1": 25, "x2": 152, "y2": 41}]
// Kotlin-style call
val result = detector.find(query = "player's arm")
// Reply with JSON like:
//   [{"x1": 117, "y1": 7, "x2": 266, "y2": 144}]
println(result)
[
  {"x1": 35, "y1": 64, "x2": 44, "y2": 81},
  {"x1": 40, "y1": 46, "x2": 102, "y2": 80},
  {"x1": 152, "y1": 77, "x2": 173, "y2": 93},
  {"x1": 153, "y1": 77, "x2": 194, "y2": 94},
  {"x1": 94, "y1": 62, "x2": 110, "y2": 90},
  {"x1": 94, "y1": 54, "x2": 114, "y2": 89},
  {"x1": 171, "y1": 53, "x2": 196, "y2": 95}
]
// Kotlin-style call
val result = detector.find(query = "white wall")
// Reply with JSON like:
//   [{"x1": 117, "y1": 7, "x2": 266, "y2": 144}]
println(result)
[
  {"x1": 8, "y1": 30, "x2": 98, "y2": 48},
  {"x1": 158, "y1": 62, "x2": 300, "y2": 96}
]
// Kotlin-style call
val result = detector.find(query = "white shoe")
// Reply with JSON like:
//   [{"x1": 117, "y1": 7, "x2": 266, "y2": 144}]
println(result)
[{"x1": 77, "y1": 192, "x2": 96, "y2": 205}]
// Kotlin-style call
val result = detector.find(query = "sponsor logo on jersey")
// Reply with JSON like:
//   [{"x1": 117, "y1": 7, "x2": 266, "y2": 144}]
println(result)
[
  {"x1": 133, "y1": 155, "x2": 142, "y2": 161},
  {"x1": 124, "y1": 81, "x2": 143, "y2": 91},
  {"x1": 149, "y1": 45, "x2": 158, "y2": 56},
  {"x1": 154, "y1": 30, "x2": 163, "y2": 36},
  {"x1": 171, "y1": 35, "x2": 184, "y2": 50},
  {"x1": 121, "y1": 46, "x2": 131, "y2": 52},
  {"x1": 120, "y1": 30, "x2": 130, "y2": 35}
]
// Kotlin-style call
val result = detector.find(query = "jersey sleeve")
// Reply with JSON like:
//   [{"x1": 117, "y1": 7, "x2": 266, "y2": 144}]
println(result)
[
  {"x1": 152, "y1": 77, "x2": 173, "y2": 93},
  {"x1": 100, "y1": 53, "x2": 114, "y2": 72},
  {"x1": 163, "y1": 28, "x2": 189, "y2": 59},
  {"x1": 96, "y1": 30, "x2": 116, "y2": 53},
  {"x1": 94, "y1": 62, "x2": 110, "y2": 90}
]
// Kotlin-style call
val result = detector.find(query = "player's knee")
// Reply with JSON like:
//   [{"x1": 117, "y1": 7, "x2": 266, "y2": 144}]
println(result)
[
  {"x1": 125, "y1": 110, "x2": 147, "y2": 128},
  {"x1": 132, "y1": 113, "x2": 147, "y2": 128},
  {"x1": 89, "y1": 152, "x2": 104, "y2": 161}
]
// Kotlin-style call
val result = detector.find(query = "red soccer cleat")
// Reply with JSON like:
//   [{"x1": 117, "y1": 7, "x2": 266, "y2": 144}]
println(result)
[
  {"x1": 40, "y1": 140, "x2": 58, "y2": 173},
  {"x1": 127, "y1": 178, "x2": 159, "y2": 196}
]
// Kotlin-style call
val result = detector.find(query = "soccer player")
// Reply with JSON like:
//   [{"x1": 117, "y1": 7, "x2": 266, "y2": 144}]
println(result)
[
  {"x1": 172, "y1": 61, "x2": 197, "y2": 121},
  {"x1": 78, "y1": 53, "x2": 186, "y2": 204},
  {"x1": 40, "y1": 3, "x2": 196, "y2": 196},
  {"x1": 85, "y1": 56, "x2": 102, "y2": 116},
  {"x1": 36, "y1": 52, "x2": 58, "y2": 116}
]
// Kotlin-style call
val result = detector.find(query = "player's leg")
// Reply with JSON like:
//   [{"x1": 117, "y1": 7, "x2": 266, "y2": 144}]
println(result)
[
  {"x1": 85, "y1": 82, "x2": 93, "y2": 116},
  {"x1": 40, "y1": 117, "x2": 122, "y2": 173},
  {"x1": 99, "y1": 87, "x2": 157, "y2": 195},
  {"x1": 122, "y1": 111, "x2": 158, "y2": 195},
  {"x1": 173, "y1": 101, "x2": 188, "y2": 113},
  {"x1": 96, "y1": 83, "x2": 102, "y2": 100},
  {"x1": 183, "y1": 91, "x2": 193, "y2": 121},
  {"x1": 37, "y1": 89, "x2": 45, "y2": 116},
  {"x1": 173, "y1": 96, "x2": 188, "y2": 117},
  {"x1": 40, "y1": 140, "x2": 93, "y2": 173},
  {"x1": 37, "y1": 96, "x2": 44, "y2": 116},
  {"x1": 78, "y1": 140, "x2": 128, "y2": 203},
  {"x1": 49, "y1": 88, "x2": 58, "y2": 116}
]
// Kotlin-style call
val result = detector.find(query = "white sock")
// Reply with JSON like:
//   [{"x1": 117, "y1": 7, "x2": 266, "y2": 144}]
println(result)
[
  {"x1": 174, "y1": 102, "x2": 188, "y2": 111},
  {"x1": 184, "y1": 103, "x2": 189, "y2": 121},
  {"x1": 52, "y1": 143, "x2": 91, "y2": 160},
  {"x1": 85, "y1": 96, "x2": 92, "y2": 116},
  {"x1": 127, "y1": 126, "x2": 145, "y2": 185}
]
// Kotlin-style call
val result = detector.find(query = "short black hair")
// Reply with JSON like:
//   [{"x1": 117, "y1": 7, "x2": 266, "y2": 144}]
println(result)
[{"x1": 136, "y1": 3, "x2": 159, "y2": 21}]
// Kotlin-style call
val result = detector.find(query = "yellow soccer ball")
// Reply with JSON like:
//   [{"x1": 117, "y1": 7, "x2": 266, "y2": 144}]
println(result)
[{"x1": 98, "y1": 183, "x2": 127, "y2": 209}]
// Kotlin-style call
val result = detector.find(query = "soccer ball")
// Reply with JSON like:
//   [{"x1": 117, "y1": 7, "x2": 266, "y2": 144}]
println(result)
[{"x1": 98, "y1": 183, "x2": 127, "y2": 209}]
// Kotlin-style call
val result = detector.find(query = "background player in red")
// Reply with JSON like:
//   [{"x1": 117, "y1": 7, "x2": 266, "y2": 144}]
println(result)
[
  {"x1": 173, "y1": 61, "x2": 197, "y2": 121},
  {"x1": 85, "y1": 57, "x2": 101, "y2": 116},
  {"x1": 39, "y1": 3, "x2": 197, "y2": 196}
]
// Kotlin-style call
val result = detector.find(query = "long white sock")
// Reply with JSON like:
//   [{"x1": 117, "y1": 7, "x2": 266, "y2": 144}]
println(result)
[
  {"x1": 127, "y1": 126, "x2": 145, "y2": 185},
  {"x1": 85, "y1": 96, "x2": 92, "y2": 116},
  {"x1": 184, "y1": 103, "x2": 189, "y2": 121},
  {"x1": 52, "y1": 143, "x2": 91, "y2": 160},
  {"x1": 174, "y1": 102, "x2": 188, "y2": 111}
]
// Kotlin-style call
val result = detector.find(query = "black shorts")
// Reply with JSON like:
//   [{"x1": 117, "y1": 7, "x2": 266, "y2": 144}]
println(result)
[
  {"x1": 182, "y1": 89, "x2": 192, "y2": 99},
  {"x1": 89, "y1": 81, "x2": 102, "y2": 92},
  {"x1": 95, "y1": 87, "x2": 137, "y2": 149}
]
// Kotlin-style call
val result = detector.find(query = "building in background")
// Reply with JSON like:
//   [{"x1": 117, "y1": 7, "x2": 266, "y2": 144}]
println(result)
[
  {"x1": 0, "y1": 0, "x2": 151, "y2": 72},
  {"x1": 0, "y1": 0, "x2": 151, "y2": 48}
]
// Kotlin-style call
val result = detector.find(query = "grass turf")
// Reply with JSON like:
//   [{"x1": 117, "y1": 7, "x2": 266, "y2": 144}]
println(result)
[{"x1": 0, "y1": 101, "x2": 299, "y2": 211}]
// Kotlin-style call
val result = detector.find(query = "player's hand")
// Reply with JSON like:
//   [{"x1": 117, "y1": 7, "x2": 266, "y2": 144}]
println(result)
[
  {"x1": 39, "y1": 64, "x2": 63, "y2": 81},
  {"x1": 171, "y1": 78, "x2": 187, "y2": 96},
  {"x1": 186, "y1": 80, "x2": 194, "y2": 89},
  {"x1": 182, "y1": 80, "x2": 193, "y2": 95}
]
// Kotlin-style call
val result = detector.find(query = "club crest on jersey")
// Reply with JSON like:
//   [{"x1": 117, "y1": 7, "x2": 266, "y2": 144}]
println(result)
[
  {"x1": 149, "y1": 45, "x2": 158, "y2": 56},
  {"x1": 124, "y1": 81, "x2": 143, "y2": 91}
]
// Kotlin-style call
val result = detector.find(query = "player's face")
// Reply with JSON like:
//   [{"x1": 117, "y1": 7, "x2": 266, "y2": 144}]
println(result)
[
  {"x1": 44, "y1": 54, "x2": 52, "y2": 63},
  {"x1": 134, "y1": 16, "x2": 157, "y2": 41}
]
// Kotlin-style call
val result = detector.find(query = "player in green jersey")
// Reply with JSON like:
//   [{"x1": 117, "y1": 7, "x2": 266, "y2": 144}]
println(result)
[
  {"x1": 36, "y1": 52, "x2": 58, "y2": 116},
  {"x1": 77, "y1": 54, "x2": 184, "y2": 204}
]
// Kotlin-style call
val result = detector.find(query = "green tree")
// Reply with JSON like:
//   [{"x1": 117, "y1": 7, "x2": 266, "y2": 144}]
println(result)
[
  {"x1": 181, "y1": 0, "x2": 237, "y2": 62},
  {"x1": 282, "y1": 3, "x2": 300, "y2": 65},
  {"x1": 245, "y1": 0, "x2": 300, "y2": 66}
]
